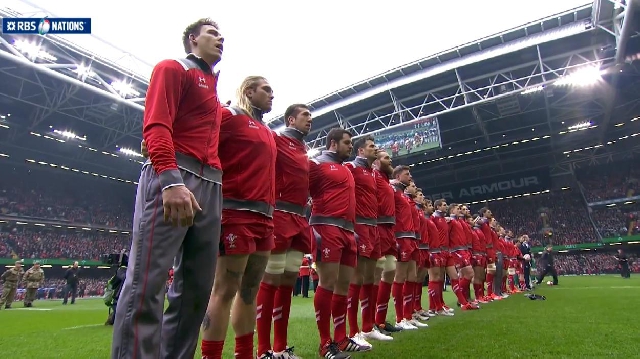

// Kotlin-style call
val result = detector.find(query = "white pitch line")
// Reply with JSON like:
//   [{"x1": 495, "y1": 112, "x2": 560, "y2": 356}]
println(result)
[
  {"x1": 62, "y1": 323, "x2": 104, "y2": 330},
  {"x1": 536, "y1": 285, "x2": 639, "y2": 290},
  {"x1": 14, "y1": 308, "x2": 52, "y2": 311}
]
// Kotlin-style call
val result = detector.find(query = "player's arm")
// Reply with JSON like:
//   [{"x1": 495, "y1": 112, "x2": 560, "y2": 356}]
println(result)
[
  {"x1": 308, "y1": 160, "x2": 321, "y2": 198},
  {"x1": 143, "y1": 60, "x2": 186, "y2": 190}
]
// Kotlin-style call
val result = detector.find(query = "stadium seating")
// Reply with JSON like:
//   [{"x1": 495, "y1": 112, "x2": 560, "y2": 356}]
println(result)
[
  {"x1": 552, "y1": 253, "x2": 639, "y2": 275},
  {"x1": 0, "y1": 167, "x2": 134, "y2": 230},
  {"x1": 484, "y1": 191, "x2": 600, "y2": 246},
  {"x1": 578, "y1": 161, "x2": 639, "y2": 203},
  {"x1": 590, "y1": 203, "x2": 640, "y2": 238},
  {"x1": 0, "y1": 228, "x2": 129, "y2": 260}
]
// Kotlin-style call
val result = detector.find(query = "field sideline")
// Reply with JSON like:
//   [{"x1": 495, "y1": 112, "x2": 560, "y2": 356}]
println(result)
[{"x1": 0, "y1": 275, "x2": 638, "y2": 358}]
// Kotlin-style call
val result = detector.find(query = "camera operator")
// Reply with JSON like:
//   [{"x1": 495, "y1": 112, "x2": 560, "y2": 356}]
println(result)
[
  {"x1": 105, "y1": 252, "x2": 128, "y2": 326},
  {"x1": 536, "y1": 245, "x2": 558, "y2": 285},
  {"x1": 62, "y1": 261, "x2": 80, "y2": 305}
]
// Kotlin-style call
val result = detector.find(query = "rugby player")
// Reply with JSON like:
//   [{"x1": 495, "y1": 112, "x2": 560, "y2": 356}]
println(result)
[
  {"x1": 345, "y1": 136, "x2": 391, "y2": 346},
  {"x1": 256, "y1": 104, "x2": 312, "y2": 359},
  {"x1": 470, "y1": 215, "x2": 491, "y2": 303},
  {"x1": 455, "y1": 205, "x2": 476, "y2": 304},
  {"x1": 446, "y1": 204, "x2": 478, "y2": 310},
  {"x1": 113, "y1": 18, "x2": 224, "y2": 359},
  {"x1": 480, "y1": 208, "x2": 502, "y2": 301},
  {"x1": 412, "y1": 190, "x2": 431, "y2": 321},
  {"x1": 373, "y1": 151, "x2": 404, "y2": 334},
  {"x1": 309, "y1": 128, "x2": 368, "y2": 359},
  {"x1": 201, "y1": 76, "x2": 277, "y2": 359},
  {"x1": 389, "y1": 168, "x2": 426, "y2": 329}
]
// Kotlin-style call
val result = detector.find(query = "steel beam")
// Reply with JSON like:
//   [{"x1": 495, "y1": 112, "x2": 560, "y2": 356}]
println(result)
[
  {"x1": 599, "y1": 0, "x2": 639, "y2": 136},
  {"x1": 304, "y1": 47, "x2": 610, "y2": 150},
  {"x1": 266, "y1": 6, "x2": 593, "y2": 124},
  {"x1": 0, "y1": 44, "x2": 145, "y2": 113}
]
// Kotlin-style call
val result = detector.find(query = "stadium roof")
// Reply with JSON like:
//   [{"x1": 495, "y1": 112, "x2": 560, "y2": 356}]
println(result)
[{"x1": 0, "y1": 0, "x2": 638, "y2": 188}]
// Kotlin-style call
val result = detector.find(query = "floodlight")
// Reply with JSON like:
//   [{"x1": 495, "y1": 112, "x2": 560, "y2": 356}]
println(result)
[
  {"x1": 307, "y1": 148, "x2": 320, "y2": 158},
  {"x1": 13, "y1": 40, "x2": 57, "y2": 62},
  {"x1": 554, "y1": 66, "x2": 603, "y2": 87},
  {"x1": 111, "y1": 80, "x2": 140, "y2": 97},
  {"x1": 118, "y1": 148, "x2": 143, "y2": 157}
]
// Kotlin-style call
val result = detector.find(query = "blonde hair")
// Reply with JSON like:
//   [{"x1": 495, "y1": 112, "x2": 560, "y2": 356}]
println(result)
[{"x1": 236, "y1": 76, "x2": 267, "y2": 119}]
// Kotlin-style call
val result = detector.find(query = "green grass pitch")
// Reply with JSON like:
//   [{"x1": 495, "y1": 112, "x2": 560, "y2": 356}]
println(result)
[{"x1": 1, "y1": 275, "x2": 638, "y2": 358}]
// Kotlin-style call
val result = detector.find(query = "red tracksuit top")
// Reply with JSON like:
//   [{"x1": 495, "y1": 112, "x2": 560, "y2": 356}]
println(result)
[
  {"x1": 274, "y1": 128, "x2": 309, "y2": 209},
  {"x1": 345, "y1": 157, "x2": 377, "y2": 221},
  {"x1": 374, "y1": 170, "x2": 395, "y2": 225},
  {"x1": 219, "y1": 106, "x2": 277, "y2": 225},
  {"x1": 432, "y1": 211, "x2": 450, "y2": 249},
  {"x1": 448, "y1": 216, "x2": 466, "y2": 251},
  {"x1": 391, "y1": 182, "x2": 415, "y2": 239},
  {"x1": 143, "y1": 55, "x2": 222, "y2": 188},
  {"x1": 471, "y1": 227, "x2": 486, "y2": 253},
  {"x1": 309, "y1": 151, "x2": 356, "y2": 229}
]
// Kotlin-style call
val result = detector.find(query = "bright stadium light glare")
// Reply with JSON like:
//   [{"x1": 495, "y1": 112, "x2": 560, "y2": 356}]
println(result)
[
  {"x1": 554, "y1": 66, "x2": 603, "y2": 87},
  {"x1": 13, "y1": 40, "x2": 57, "y2": 62},
  {"x1": 111, "y1": 80, "x2": 141, "y2": 97},
  {"x1": 307, "y1": 148, "x2": 320, "y2": 158},
  {"x1": 118, "y1": 147, "x2": 143, "y2": 157},
  {"x1": 52, "y1": 129, "x2": 86, "y2": 141},
  {"x1": 520, "y1": 85, "x2": 545, "y2": 95},
  {"x1": 73, "y1": 64, "x2": 95, "y2": 79},
  {"x1": 567, "y1": 121, "x2": 591, "y2": 130}
]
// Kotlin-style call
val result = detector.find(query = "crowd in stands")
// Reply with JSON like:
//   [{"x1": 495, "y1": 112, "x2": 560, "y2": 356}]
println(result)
[
  {"x1": 590, "y1": 203, "x2": 640, "y2": 238},
  {"x1": 551, "y1": 253, "x2": 639, "y2": 275},
  {"x1": 486, "y1": 191, "x2": 599, "y2": 246},
  {"x1": 579, "y1": 161, "x2": 639, "y2": 203},
  {"x1": 0, "y1": 227, "x2": 130, "y2": 260},
  {"x1": 0, "y1": 166, "x2": 134, "y2": 229}
]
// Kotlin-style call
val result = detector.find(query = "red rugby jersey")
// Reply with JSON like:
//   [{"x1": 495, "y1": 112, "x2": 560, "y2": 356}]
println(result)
[
  {"x1": 391, "y1": 183, "x2": 415, "y2": 238},
  {"x1": 374, "y1": 170, "x2": 395, "y2": 224},
  {"x1": 425, "y1": 217, "x2": 440, "y2": 249},
  {"x1": 472, "y1": 226, "x2": 486, "y2": 253},
  {"x1": 345, "y1": 157, "x2": 377, "y2": 220},
  {"x1": 309, "y1": 151, "x2": 356, "y2": 224},
  {"x1": 419, "y1": 215, "x2": 430, "y2": 247},
  {"x1": 432, "y1": 211, "x2": 450, "y2": 248},
  {"x1": 274, "y1": 128, "x2": 309, "y2": 208},
  {"x1": 219, "y1": 106, "x2": 277, "y2": 224},
  {"x1": 459, "y1": 218, "x2": 474, "y2": 249},
  {"x1": 448, "y1": 216, "x2": 466, "y2": 250}
]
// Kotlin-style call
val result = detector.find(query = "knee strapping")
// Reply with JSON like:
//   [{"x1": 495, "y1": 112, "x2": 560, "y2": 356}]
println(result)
[
  {"x1": 265, "y1": 253, "x2": 286, "y2": 275},
  {"x1": 284, "y1": 250, "x2": 304, "y2": 273},
  {"x1": 383, "y1": 255, "x2": 396, "y2": 272},
  {"x1": 487, "y1": 263, "x2": 496, "y2": 271},
  {"x1": 508, "y1": 268, "x2": 516, "y2": 275},
  {"x1": 376, "y1": 257, "x2": 386, "y2": 269}
]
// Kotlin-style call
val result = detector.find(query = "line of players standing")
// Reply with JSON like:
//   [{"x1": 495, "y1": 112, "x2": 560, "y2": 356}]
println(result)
[{"x1": 120, "y1": 18, "x2": 535, "y2": 359}]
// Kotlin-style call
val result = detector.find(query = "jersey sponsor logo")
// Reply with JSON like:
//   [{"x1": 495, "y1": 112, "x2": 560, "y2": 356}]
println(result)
[{"x1": 198, "y1": 77, "x2": 209, "y2": 89}]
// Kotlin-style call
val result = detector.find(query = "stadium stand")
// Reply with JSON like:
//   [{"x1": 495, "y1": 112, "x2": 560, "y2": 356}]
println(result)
[
  {"x1": 553, "y1": 253, "x2": 639, "y2": 275},
  {"x1": 480, "y1": 190, "x2": 600, "y2": 246},
  {"x1": 0, "y1": 167, "x2": 134, "y2": 230},
  {"x1": 578, "y1": 161, "x2": 640, "y2": 202}
]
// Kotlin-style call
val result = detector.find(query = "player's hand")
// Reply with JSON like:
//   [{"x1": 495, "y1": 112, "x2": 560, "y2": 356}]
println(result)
[
  {"x1": 162, "y1": 186, "x2": 202, "y2": 227},
  {"x1": 141, "y1": 140, "x2": 149, "y2": 158}
]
